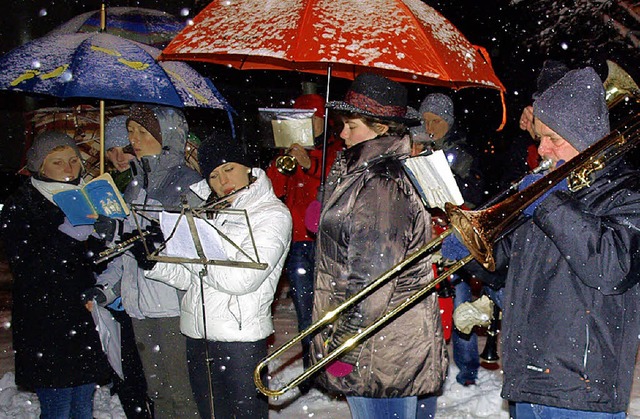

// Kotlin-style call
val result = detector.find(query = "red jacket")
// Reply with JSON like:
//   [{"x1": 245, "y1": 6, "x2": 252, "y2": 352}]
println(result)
[{"x1": 267, "y1": 138, "x2": 343, "y2": 242}]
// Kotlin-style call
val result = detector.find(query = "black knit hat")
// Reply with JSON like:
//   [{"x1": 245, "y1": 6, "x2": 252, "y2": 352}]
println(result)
[
  {"x1": 533, "y1": 67, "x2": 609, "y2": 152},
  {"x1": 327, "y1": 73, "x2": 419, "y2": 125},
  {"x1": 197, "y1": 133, "x2": 253, "y2": 178},
  {"x1": 127, "y1": 104, "x2": 162, "y2": 144}
]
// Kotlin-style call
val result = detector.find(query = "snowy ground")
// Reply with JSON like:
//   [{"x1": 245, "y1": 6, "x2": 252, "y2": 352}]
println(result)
[{"x1": 1, "y1": 290, "x2": 640, "y2": 418}]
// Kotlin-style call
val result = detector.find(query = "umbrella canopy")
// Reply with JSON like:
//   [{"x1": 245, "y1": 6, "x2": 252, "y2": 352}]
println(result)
[
  {"x1": 48, "y1": 7, "x2": 186, "y2": 49},
  {"x1": 0, "y1": 32, "x2": 230, "y2": 110},
  {"x1": 160, "y1": 0, "x2": 505, "y2": 92}
]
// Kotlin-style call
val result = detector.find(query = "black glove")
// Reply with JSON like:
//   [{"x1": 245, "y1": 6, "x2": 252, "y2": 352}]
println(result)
[
  {"x1": 126, "y1": 232, "x2": 158, "y2": 270},
  {"x1": 81, "y1": 286, "x2": 107, "y2": 305},
  {"x1": 94, "y1": 214, "x2": 117, "y2": 242}
]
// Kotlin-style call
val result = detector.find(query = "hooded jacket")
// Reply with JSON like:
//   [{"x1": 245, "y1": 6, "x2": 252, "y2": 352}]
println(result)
[
  {"x1": 145, "y1": 168, "x2": 292, "y2": 341},
  {"x1": 310, "y1": 135, "x2": 448, "y2": 398},
  {"x1": 99, "y1": 106, "x2": 203, "y2": 319},
  {"x1": 0, "y1": 179, "x2": 110, "y2": 389},
  {"x1": 486, "y1": 160, "x2": 640, "y2": 413},
  {"x1": 124, "y1": 106, "x2": 202, "y2": 207}
]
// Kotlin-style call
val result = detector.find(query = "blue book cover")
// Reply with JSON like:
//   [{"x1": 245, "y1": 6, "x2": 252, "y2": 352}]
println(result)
[{"x1": 53, "y1": 173, "x2": 130, "y2": 226}]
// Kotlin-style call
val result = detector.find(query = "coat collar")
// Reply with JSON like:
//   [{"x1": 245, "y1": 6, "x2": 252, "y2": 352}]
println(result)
[{"x1": 341, "y1": 135, "x2": 410, "y2": 174}]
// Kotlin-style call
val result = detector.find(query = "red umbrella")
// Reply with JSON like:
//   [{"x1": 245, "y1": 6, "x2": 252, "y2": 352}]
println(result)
[{"x1": 160, "y1": 0, "x2": 505, "y2": 93}]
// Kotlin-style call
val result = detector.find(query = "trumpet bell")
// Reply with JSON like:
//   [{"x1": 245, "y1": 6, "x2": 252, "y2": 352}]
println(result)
[{"x1": 275, "y1": 154, "x2": 297, "y2": 175}]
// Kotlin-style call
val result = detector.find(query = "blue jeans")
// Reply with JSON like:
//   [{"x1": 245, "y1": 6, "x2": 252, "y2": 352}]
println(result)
[
  {"x1": 451, "y1": 275, "x2": 479, "y2": 385},
  {"x1": 347, "y1": 396, "x2": 418, "y2": 419},
  {"x1": 515, "y1": 403, "x2": 626, "y2": 418},
  {"x1": 415, "y1": 394, "x2": 438, "y2": 418},
  {"x1": 35, "y1": 383, "x2": 96, "y2": 419},
  {"x1": 285, "y1": 241, "x2": 315, "y2": 367}
]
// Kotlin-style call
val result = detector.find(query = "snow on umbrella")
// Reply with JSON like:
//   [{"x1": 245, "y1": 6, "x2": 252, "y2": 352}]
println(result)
[
  {"x1": 160, "y1": 0, "x2": 506, "y2": 192},
  {"x1": 47, "y1": 6, "x2": 186, "y2": 49},
  {"x1": 0, "y1": 32, "x2": 229, "y2": 110},
  {"x1": 160, "y1": 0, "x2": 505, "y2": 92}
]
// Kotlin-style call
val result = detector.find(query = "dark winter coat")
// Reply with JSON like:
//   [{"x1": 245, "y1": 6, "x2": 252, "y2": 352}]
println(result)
[
  {"x1": 311, "y1": 135, "x2": 448, "y2": 398},
  {"x1": 0, "y1": 180, "x2": 110, "y2": 390},
  {"x1": 488, "y1": 160, "x2": 640, "y2": 413}
]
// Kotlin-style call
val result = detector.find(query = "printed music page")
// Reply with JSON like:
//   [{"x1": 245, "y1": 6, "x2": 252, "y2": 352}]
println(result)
[
  {"x1": 403, "y1": 150, "x2": 464, "y2": 210},
  {"x1": 160, "y1": 211, "x2": 227, "y2": 261}
]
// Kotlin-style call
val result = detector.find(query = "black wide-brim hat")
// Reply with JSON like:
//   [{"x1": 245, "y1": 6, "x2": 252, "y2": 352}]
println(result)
[{"x1": 327, "y1": 73, "x2": 419, "y2": 126}]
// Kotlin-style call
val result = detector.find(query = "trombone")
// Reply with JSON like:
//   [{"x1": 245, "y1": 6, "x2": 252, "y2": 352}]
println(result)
[{"x1": 255, "y1": 67, "x2": 640, "y2": 398}]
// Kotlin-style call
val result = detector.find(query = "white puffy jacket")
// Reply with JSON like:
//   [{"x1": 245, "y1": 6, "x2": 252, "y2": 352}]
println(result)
[{"x1": 146, "y1": 169, "x2": 292, "y2": 342}]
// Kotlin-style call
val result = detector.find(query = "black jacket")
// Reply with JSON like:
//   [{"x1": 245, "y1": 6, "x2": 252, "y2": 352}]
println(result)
[
  {"x1": 0, "y1": 180, "x2": 110, "y2": 389},
  {"x1": 489, "y1": 160, "x2": 640, "y2": 413}
]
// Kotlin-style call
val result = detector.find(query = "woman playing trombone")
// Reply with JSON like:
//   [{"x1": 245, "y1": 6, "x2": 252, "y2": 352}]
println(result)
[{"x1": 311, "y1": 73, "x2": 448, "y2": 419}]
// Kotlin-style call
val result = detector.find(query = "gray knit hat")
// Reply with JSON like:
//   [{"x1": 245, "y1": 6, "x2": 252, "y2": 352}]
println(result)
[
  {"x1": 26, "y1": 131, "x2": 81, "y2": 174},
  {"x1": 533, "y1": 67, "x2": 609, "y2": 152},
  {"x1": 419, "y1": 93, "x2": 454, "y2": 127},
  {"x1": 105, "y1": 115, "x2": 130, "y2": 150}
]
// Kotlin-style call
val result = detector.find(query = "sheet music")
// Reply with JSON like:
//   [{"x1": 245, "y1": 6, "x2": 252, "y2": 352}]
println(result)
[
  {"x1": 160, "y1": 211, "x2": 227, "y2": 261},
  {"x1": 403, "y1": 150, "x2": 465, "y2": 210}
]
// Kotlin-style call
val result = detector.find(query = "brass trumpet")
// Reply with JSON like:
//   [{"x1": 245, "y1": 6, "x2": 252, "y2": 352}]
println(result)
[{"x1": 275, "y1": 154, "x2": 297, "y2": 175}]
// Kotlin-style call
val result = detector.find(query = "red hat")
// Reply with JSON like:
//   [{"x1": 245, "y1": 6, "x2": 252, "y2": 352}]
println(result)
[{"x1": 293, "y1": 94, "x2": 325, "y2": 118}]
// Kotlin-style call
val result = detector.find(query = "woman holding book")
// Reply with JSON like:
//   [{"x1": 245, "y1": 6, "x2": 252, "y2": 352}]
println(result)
[
  {"x1": 144, "y1": 133, "x2": 292, "y2": 418},
  {"x1": 0, "y1": 132, "x2": 111, "y2": 418},
  {"x1": 310, "y1": 73, "x2": 448, "y2": 419}
]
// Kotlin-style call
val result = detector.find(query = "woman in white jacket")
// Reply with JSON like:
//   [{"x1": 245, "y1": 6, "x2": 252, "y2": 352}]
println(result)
[{"x1": 146, "y1": 134, "x2": 292, "y2": 419}]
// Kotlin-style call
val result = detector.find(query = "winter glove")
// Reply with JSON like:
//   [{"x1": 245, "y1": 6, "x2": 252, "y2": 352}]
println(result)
[
  {"x1": 81, "y1": 286, "x2": 107, "y2": 306},
  {"x1": 58, "y1": 217, "x2": 94, "y2": 241},
  {"x1": 441, "y1": 233, "x2": 470, "y2": 261},
  {"x1": 325, "y1": 360, "x2": 354, "y2": 377},
  {"x1": 519, "y1": 160, "x2": 568, "y2": 217},
  {"x1": 122, "y1": 226, "x2": 162, "y2": 270},
  {"x1": 304, "y1": 199, "x2": 322, "y2": 234},
  {"x1": 93, "y1": 214, "x2": 118, "y2": 242}
]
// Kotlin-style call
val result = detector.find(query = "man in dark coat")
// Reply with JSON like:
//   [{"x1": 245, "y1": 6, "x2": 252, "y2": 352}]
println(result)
[{"x1": 454, "y1": 67, "x2": 640, "y2": 417}]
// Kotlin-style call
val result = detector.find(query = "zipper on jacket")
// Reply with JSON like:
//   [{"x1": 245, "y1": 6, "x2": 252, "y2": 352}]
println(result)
[{"x1": 228, "y1": 296, "x2": 242, "y2": 330}]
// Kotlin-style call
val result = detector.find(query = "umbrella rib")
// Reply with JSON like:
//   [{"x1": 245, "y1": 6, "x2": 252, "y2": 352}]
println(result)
[{"x1": 394, "y1": 0, "x2": 457, "y2": 89}]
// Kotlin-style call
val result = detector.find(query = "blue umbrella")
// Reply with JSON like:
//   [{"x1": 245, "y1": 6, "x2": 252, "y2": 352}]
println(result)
[
  {"x1": 48, "y1": 7, "x2": 186, "y2": 49},
  {"x1": 0, "y1": 32, "x2": 231, "y2": 110}
]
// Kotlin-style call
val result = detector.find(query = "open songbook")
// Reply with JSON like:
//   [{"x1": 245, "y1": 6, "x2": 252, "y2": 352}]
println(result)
[
  {"x1": 402, "y1": 150, "x2": 464, "y2": 210},
  {"x1": 53, "y1": 173, "x2": 129, "y2": 226}
]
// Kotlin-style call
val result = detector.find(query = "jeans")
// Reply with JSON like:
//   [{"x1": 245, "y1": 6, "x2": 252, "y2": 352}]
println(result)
[
  {"x1": 515, "y1": 403, "x2": 626, "y2": 418},
  {"x1": 415, "y1": 394, "x2": 438, "y2": 418},
  {"x1": 347, "y1": 396, "x2": 418, "y2": 419},
  {"x1": 285, "y1": 241, "x2": 315, "y2": 367},
  {"x1": 186, "y1": 337, "x2": 268, "y2": 419},
  {"x1": 36, "y1": 383, "x2": 96, "y2": 419},
  {"x1": 451, "y1": 275, "x2": 479, "y2": 385}
]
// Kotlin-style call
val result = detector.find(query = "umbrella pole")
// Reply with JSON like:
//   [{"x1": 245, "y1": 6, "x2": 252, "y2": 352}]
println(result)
[
  {"x1": 100, "y1": 101, "x2": 105, "y2": 175},
  {"x1": 99, "y1": 3, "x2": 106, "y2": 175},
  {"x1": 318, "y1": 65, "x2": 332, "y2": 198}
]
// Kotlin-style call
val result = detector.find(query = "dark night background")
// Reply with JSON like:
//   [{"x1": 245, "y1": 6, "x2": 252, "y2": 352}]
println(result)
[{"x1": 0, "y1": 0, "x2": 637, "y2": 198}]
